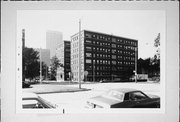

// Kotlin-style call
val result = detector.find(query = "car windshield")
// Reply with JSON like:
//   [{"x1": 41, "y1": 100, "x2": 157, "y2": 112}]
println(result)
[
  {"x1": 22, "y1": 99, "x2": 45, "y2": 108},
  {"x1": 104, "y1": 90, "x2": 124, "y2": 101}
]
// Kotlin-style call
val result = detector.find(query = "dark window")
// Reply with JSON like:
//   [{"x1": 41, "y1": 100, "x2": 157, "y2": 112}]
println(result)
[{"x1": 129, "y1": 92, "x2": 148, "y2": 101}]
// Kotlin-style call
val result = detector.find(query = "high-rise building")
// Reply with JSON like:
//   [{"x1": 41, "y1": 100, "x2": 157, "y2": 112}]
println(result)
[
  {"x1": 56, "y1": 41, "x2": 71, "y2": 81},
  {"x1": 71, "y1": 30, "x2": 138, "y2": 82},
  {"x1": 46, "y1": 30, "x2": 63, "y2": 58},
  {"x1": 35, "y1": 48, "x2": 50, "y2": 67}
]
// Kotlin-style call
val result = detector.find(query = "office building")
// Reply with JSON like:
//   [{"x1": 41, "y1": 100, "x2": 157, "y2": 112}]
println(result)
[
  {"x1": 56, "y1": 41, "x2": 71, "y2": 81},
  {"x1": 35, "y1": 48, "x2": 50, "y2": 67},
  {"x1": 71, "y1": 30, "x2": 138, "y2": 82},
  {"x1": 46, "y1": 30, "x2": 63, "y2": 58}
]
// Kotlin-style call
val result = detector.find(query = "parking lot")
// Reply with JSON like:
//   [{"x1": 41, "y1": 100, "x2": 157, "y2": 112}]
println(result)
[{"x1": 23, "y1": 81, "x2": 161, "y2": 110}]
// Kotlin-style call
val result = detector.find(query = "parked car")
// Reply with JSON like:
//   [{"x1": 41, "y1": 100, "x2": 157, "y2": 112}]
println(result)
[
  {"x1": 22, "y1": 92, "x2": 57, "y2": 109},
  {"x1": 86, "y1": 88, "x2": 160, "y2": 108},
  {"x1": 22, "y1": 81, "x2": 30, "y2": 88}
]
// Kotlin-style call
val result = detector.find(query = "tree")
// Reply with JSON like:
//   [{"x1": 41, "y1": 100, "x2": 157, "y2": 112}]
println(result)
[
  {"x1": 41, "y1": 62, "x2": 48, "y2": 80},
  {"x1": 153, "y1": 33, "x2": 160, "y2": 64},
  {"x1": 49, "y1": 55, "x2": 63, "y2": 80},
  {"x1": 138, "y1": 58, "x2": 151, "y2": 74},
  {"x1": 23, "y1": 47, "x2": 40, "y2": 81},
  {"x1": 153, "y1": 33, "x2": 160, "y2": 78}
]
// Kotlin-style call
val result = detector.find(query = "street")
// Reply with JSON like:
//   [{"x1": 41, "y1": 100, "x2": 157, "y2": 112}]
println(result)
[{"x1": 23, "y1": 82, "x2": 161, "y2": 110}]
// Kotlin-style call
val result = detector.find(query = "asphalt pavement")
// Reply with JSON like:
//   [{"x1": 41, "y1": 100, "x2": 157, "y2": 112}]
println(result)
[{"x1": 22, "y1": 81, "x2": 161, "y2": 112}]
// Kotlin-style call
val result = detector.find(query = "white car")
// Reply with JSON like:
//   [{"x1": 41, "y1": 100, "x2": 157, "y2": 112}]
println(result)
[{"x1": 22, "y1": 92, "x2": 57, "y2": 109}]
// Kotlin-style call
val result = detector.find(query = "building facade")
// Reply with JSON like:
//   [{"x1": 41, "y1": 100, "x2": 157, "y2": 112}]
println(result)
[
  {"x1": 35, "y1": 48, "x2": 50, "y2": 67},
  {"x1": 46, "y1": 30, "x2": 63, "y2": 58},
  {"x1": 71, "y1": 30, "x2": 138, "y2": 82},
  {"x1": 56, "y1": 41, "x2": 71, "y2": 81}
]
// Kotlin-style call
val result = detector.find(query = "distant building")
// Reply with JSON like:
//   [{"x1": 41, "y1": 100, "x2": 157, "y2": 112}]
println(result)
[
  {"x1": 35, "y1": 48, "x2": 50, "y2": 67},
  {"x1": 71, "y1": 30, "x2": 138, "y2": 82},
  {"x1": 56, "y1": 41, "x2": 71, "y2": 81},
  {"x1": 46, "y1": 30, "x2": 63, "y2": 58},
  {"x1": 22, "y1": 29, "x2": 25, "y2": 48}
]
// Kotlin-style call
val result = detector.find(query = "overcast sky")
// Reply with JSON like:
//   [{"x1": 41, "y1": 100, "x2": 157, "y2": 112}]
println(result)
[{"x1": 17, "y1": 10, "x2": 165, "y2": 59}]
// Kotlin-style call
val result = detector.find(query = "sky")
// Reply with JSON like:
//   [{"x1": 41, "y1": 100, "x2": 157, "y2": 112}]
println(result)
[{"x1": 17, "y1": 10, "x2": 165, "y2": 59}]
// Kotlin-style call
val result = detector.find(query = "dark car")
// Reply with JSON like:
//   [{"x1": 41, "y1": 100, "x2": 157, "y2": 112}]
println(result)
[
  {"x1": 22, "y1": 92, "x2": 57, "y2": 109},
  {"x1": 86, "y1": 88, "x2": 160, "y2": 108},
  {"x1": 22, "y1": 81, "x2": 30, "y2": 88}
]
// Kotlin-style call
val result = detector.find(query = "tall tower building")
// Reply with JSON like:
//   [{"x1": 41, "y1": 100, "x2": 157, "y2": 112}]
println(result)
[
  {"x1": 34, "y1": 48, "x2": 50, "y2": 67},
  {"x1": 46, "y1": 30, "x2": 63, "y2": 58},
  {"x1": 71, "y1": 30, "x2": 138, "y2": 82}
]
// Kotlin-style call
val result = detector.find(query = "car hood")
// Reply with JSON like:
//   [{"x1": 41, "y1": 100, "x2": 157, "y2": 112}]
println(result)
[
  {"x1": 147, "y1": 94, "x2": 160, "y2": 99},
  {"x1": 87, "y1": 96, "x2": 122, "y2": 108}
]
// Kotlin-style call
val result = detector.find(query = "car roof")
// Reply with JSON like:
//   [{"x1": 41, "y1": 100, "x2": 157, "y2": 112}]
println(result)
[
  {"x1": 108, "y1": 88, "x2": 140, "y2": 93},
  {"x1": 22, "y1": 92, "x2": 38, "y2": 99}
]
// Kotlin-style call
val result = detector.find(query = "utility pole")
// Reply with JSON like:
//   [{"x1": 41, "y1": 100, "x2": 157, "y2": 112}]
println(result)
[
  {"x1": 22, "y1": 29, "x2": 25, "y2": 82},
  {"x1": 135, "y1": 47, "x2": 137, "y2": 83},
  {"x1": 78, "y1": 19, "x2": 81, "y2": 89},
  {"x1": 93, "y1": 60, "x2": 95, "y2": 82},
  {"x1": 40, "y1": 48, "x2": 42, "y2": 83}
]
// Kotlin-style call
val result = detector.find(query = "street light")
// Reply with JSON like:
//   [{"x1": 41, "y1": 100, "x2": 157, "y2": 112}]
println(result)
[
  {"x1": 78, "y1": 19, "x2": 81, "y2": 89},
  {"x1": 93, "y1": 59, "x2": 95, "y2": 82},
  {"x1": 40, "y1": 48, "x2": 42, "y2": 83},
  {"x1": 134, "y1": 47, "x2": 138, "y2": 83}
]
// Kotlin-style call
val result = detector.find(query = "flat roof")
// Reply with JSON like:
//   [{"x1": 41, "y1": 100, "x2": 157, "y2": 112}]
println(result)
[
  {"x1": 71, "y1": 29, "x2": 138, "y2": 41},
  {"x1": 84, "y1": 30, "x2": 138, "y2": 41}
]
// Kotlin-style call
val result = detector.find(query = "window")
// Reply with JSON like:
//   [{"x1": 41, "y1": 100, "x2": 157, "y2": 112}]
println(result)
[
  {"x1": 97, "y1": 60, "x2": 99, "y2": 64},
  {"x1": 100, "y1": 60, "x2": 103, "y2": 64},
  {"x1": 112, "y1": 61, "x2": 116, "y2": 65},
  {"x1": 112, "y1": 44, "x2": 116, "y2": 48},
  {"x1": 112, "y1": 38, "x2": 116, "y2": 43},
  {"x1": 86, "y1": 59, "x2": 91, "y2": 63},
  {"x1": 86, "y1": 46, "x2": 92, "y2": 51},
  {"x1": 65, "y1": 49, "x2": 70, "y2": 52},
  {"x1": 86, "y1": 53, "x2": 92, "y2": 57},
  {"x1": 93, "y1": 47, "x2": 96, "y2": 51},
  {"x1": 92, "y1": 34, "x2": 96, "y2": 38},
  {"x1": 112, "y1": 55, "x2": 116, "y2": 59},
  {"x1": 86, "y1": 40, "x2": 91, "y2": 43},
  {"x1": 85, "y1": 33, "x2": 92, "y2": 38},
  {"x1": 129, "y1": 92, "x2": 148, "y2": 101},
  {"x1": 112, "y1": 49, "x2": 116, "y2": 54}
]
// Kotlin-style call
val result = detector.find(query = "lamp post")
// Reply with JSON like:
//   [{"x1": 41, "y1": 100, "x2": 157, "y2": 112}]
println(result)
[
  {"x1": 78, "y1": 19, "x2": 81, "y2": 89},
  {"x1": 93, "y1": 60, "x2": 95, "y2": 82},
  {"x1": 40, "y1": 48, "x2": 42, "y2": 83},
  {"x1": 135, "y1": 47, "x2": 138, "y2": 83}
]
